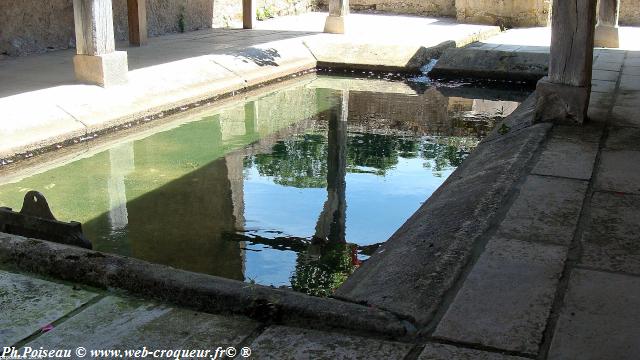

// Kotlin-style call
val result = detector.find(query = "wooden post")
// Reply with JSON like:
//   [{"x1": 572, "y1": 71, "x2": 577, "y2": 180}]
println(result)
[
  {"x1": 534, "y1": 0, "x2": 597, "y2": 124},
  {"x1": 595, "y1": 0, "x2": 620, "y2": 48},
  {"x1": 73, "y1": 0, "x2": 128, "y2": 86},
  {"x1": 243, "y1": 0, "x2": 256, "y2": 29},
  {"x1": 127, "y1": 0, "x2": 147, "y2": 46},
  {"x1": 324, "y1": 0, "x2": 349, "y2": 34}
]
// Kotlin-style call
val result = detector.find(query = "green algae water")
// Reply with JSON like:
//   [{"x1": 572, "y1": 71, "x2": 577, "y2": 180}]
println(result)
[{"x1": 0, "y1": 76, "x2": 527, "y2": 296}]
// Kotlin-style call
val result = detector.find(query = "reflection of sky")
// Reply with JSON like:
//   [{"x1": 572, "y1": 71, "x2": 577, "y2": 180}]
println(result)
[{"x1": 242, "y1": 156, "x2": 454, "y2": 287}]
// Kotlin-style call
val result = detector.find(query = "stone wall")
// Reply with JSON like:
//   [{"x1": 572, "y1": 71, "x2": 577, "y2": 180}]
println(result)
[
  {"x1": 455, "y1": 0, "x2": 551, "y2": 27},
  {"x1": 212, "y1": 0, "x2": 315, "y2": 28},
  {"x1": 347, "y1": 0, "x2": 455, "y2": 16},
  {"x1": 0, "y1": 0, "x2": 216, "y2": 57},
  {"x1": 620, "y1": 0, "x2": 640, "y2": 25},
  {"x1": 0, "y1": 0, "x2": 75, "y2": 57}
]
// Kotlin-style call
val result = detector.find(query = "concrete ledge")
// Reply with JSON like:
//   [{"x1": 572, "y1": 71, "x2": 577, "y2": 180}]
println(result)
[
  {"x1": 430, "y1": 48, "x2": 549, "y2": 83},
  {"x1": 0, "y1": 232, "x2": 410, "y2": 338},
  {"x1": 335, "y1": 94, "x2": 553, "y2": 326}
]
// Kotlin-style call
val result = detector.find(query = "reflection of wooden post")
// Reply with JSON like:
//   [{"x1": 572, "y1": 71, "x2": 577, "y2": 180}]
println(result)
[
  {"x1": 243, "y1": 0, "x2": 256, "y2": 29},
  {"x1": 73, "y1": 0, "x2": 128, "y2": 86},
  {"x1": 324, "y1": 0, "x2": 349, "y2": 34},
  {"x1": 595, "y1": 0, "x2": 620, "y2": 48},
  {"x1": 535, "y1": 0, "x2": 597, "y2": 124},
  {"x1": 127, "y1": 0, "x2": 147, "y2": 46},
  {"x1": 314, "y1": 90, "x2": 348, "y2": 243},
  {"x1": 244, "y1": 102, "x2": 258, "y2": 136}
]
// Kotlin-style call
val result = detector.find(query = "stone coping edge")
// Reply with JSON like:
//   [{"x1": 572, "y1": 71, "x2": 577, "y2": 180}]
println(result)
[{"x1": 0, "y1": 232, "x2": 411, "y2": 339}]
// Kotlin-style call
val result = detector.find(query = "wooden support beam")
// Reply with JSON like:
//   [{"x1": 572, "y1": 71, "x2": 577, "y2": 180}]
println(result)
[
  {"x1": 535, "y1": 0, "x2": 597, "y2": 124},
  {"x1": 127, "y1": 0, "x2": 147, "y2": 46},
  {"x1": 243, "y1": 0, "x2": 256, "y2": 29},
  {"x1": 324, "y1": 0, "x2": 349, "y2": 33},
  {"x1": 595, "y1": 0, "x2": 620, "y2": 48},
  {"x1": 73, "y1": 0, "x2": 116, "y2": 55},
  {"x1": 73, "y1": 0, "x2": 128, "y2": 86}
]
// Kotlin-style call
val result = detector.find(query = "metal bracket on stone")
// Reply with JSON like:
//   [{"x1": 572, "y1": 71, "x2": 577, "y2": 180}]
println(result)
[{"x1": 0, "y1": 191, "x2": 92, "y2": 249}]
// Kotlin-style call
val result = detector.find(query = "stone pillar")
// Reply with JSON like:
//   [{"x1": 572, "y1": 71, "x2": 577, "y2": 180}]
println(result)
[
  {"x1": 535, "y1": 0, "x2": 597, "y2": 124},
  {"x1": 595, "y1": 0, "x2": 620, "y2": 48},
  {"x1": 243, "y1": 0, "x2": 256, "y2": 29},
  {"x1": 324, "y1": 0, "x2": 349, "y2": 34},
  {"x1": 73, "y1": 0, "x2": 128, "y2": 87},
  {"x1": 127, "y1": 0, "x2": 147, "y2": 46}
]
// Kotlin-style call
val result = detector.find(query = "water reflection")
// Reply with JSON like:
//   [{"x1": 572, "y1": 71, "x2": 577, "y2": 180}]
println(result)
[{"x1": 0, "y1": 77, "x2": 528, "y2": 293}]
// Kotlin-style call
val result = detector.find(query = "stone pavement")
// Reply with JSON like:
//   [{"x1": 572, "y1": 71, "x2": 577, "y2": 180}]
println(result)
[
  {"x1": 0, "y1": 12, "x2": 498, "y2": 160},
  {"x1": 432, "y1": 49, "x2": 640, "y2": 359}
]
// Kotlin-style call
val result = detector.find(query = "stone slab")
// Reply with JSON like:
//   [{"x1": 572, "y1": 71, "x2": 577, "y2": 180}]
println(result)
[
  {"x1": 0, "y1": 270, "x2": 98, "y2": 346},
  {"x1": 612, "y1": 105, "x2": 640, "y2": 127},
  {"x1": 620, "y1": 75, "x2": 640, "y2": 91},
  {"x1": 595, "y1": 150, "x2": 640, "y2": 194},
  {"x1": 496, "y1": 175, "x2": 588, "y2": 246},
  {"x1": 28, "y1": 296, "x2": 257, "y2": 351},
  {"x1": 581, "y1": 192, "x2": 640, "y2": 275},
  {"x1": 592, "y1": 61, "x2": 622, "y2": 72},
  {"x1": 551, "y1": 124, "x2": 604, "y2": 143},
  {"x1": 430, "y1": 48, "x2": 549, "y2": 82},
  {"x1": 605, "y1": 126, "x2": 640, "y2": 151},
  {"x1": 249, "y1": 325, "x2": 412, "y2": 360},
  {"x1": 434, "y1": 238, "x2": 566, "y2": 355},
  {"x1": 591, "y1": 69, "x2": 619, "y2": 81},
  {"x1": 622, "y1": 66, "x2": 640, "y2": 76},
  {"x1": 548, "y1": 269, "x2": 640, "y2": 360},
  {"x1": 418, "y1": 343, "x2": 529, "y2": 360},
  {"x1": 591, "y1": 79, "x2": 616, "y2": 93},
  {"x1": 532, "y1": 138, "x2": 599, "y2": 180}
]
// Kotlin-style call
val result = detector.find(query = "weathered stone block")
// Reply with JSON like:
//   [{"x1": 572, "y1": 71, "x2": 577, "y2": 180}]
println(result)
[
  {"x1": 535, "y1": 77, "x2": 590, "y2": 124},
  {"x1": 249, "y1": 325, "x2": 413, "y2": 359},
  {"x1": 324, "y1": 15, "x2": 346, "y2": 34},
  {"x1": 548, "y1": 269, "x2": 640, "y2": 360},
  {"x1": 532, "y1": 137, "x2": 598, "y2": 180},
  {"x1": 0, "y1": 270, "x2": 98, "y2": 346},
  {"x1": 496, "y1": 175, "x2": 588, "y2": 246},
  {"x1": 434, "y1": 237, "x2": 566, "y2": 355},
  {"x1": 581, "y1": 192, "x2": 640, "y2": 275},
  {"x1": 73, "y1": 51, "x2": 128, "y2": 87},
  {"x1": 28, "y1": 296, "x2": 258, "y2": 349},
  {"x1": 595, "y1": 150, "x2": 640, "y2": 194},
  {"x1": 594, "y1": 24, "x2": 620, "y2": 48},
  {"x1": 418, "y1": 343, "x2": 528, "y2": 360}
]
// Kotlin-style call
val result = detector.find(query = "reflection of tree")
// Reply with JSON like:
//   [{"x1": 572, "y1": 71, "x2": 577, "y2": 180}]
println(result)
[
  {"x1": 291, "y1": 242, "x2": 357, "y2": 297},
  {"x1": 422, "y1": 137, "x2": 478, "y2": 176},
  {"x1": 249, "y1": 134, "x2": 328, "y2": 188}
]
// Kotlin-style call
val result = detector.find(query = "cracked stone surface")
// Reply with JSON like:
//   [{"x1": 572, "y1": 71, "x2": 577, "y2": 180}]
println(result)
[
  {"x1": 581, "y1": 191, "x2": 640, "y2": 275},
  {"x1": 595, "y1": 150, "x2": 640, "y2": 195},
  {"x1": 0, "y1": 270, "x2": 98, "y2": 346},
  {"x1": 496, "y1": 175, "x2": 588, "y2": 246},
  {"x1": 28, "y1": 296, "x2": 258, "y2": 350},
  {"x1": 548, "y1": 269, "x2": 640, "y2": 360},
  {"x1": 418, "y1": 343, "x2": 529, "y2": 360},
  {"x1": 434, "y1": 237, "x2": 566, "y2": 355},
  {"x1": 532, "y1": 138, "x2": 599, "y2": 180},
  {"x1": 249, "y1": 325, "x2": 412, "y2": 360}
]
